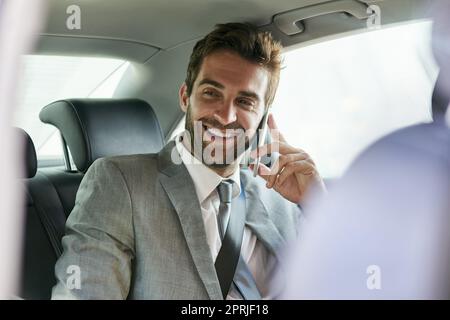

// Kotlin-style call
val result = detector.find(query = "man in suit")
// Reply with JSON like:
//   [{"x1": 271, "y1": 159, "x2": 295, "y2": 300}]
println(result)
[{"x1": 52, "y1": 23, "x2": 325, "y2": 299}]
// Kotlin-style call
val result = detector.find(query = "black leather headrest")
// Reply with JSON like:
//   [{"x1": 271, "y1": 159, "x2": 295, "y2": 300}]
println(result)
[
  {"x1": 15, "y1": 128, "x2": 37, "y2": 178},
  {"x1": 39, "y1": 99, "x2": 164, "y2": 173}
]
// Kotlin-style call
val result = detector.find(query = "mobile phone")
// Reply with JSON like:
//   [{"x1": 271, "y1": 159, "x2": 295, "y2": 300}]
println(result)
[{"x1": 253, "y1": 111, "x2": 270, "y2": 177}]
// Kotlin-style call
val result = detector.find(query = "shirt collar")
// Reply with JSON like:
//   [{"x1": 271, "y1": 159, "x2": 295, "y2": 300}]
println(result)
[{"x1": 175, "y1": 132, "x2": 241, "y2": 203}]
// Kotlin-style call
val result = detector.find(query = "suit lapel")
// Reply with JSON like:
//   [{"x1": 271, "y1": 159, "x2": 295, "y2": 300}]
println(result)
[
  {"x1": 240, "y1": 170, "x2": 286, "y2": 262},
  {"x1": 157, "y1": 141, "x2": 223, "y2": 300}
]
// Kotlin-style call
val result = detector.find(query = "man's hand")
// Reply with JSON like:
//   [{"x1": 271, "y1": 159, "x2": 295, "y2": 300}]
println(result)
[{"x1": 250, "y1": 114, "x2": 326, "y2": 205}]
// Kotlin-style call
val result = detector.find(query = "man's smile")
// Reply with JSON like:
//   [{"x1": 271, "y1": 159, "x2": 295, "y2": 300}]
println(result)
[{"x1": 202, "y1": 124, "x2": 242, "y2": 143}]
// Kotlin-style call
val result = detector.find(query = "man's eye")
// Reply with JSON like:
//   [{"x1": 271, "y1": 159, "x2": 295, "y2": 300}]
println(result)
[
  {"x1": 203, "y1": 90, "x2": 219, "y2": 97},
  {"x1": 237, "y1": 98, "x2": 254, "y2": 109}
]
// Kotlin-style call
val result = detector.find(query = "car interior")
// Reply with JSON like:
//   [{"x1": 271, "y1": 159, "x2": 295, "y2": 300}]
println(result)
[{"x1": 11, "y1": 0, "x2": 441, "y2": 299}]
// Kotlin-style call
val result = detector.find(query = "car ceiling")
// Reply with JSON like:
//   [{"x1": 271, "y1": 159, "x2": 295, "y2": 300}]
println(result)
[
  {"x1": 40, "y1": 0, "x2": 430, "y2": 59},
  {"x1": 43, "y1": 0, "x2": 341, "y2": 49}
]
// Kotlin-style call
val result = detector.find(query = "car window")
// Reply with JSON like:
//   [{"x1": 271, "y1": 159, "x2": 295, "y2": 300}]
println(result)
[
  {"x1": 13, "y1": 55, "x2": 129, "y2": 166},
  {"x1": 272, "y1": 20, "x2": 438, "y2": 178}
]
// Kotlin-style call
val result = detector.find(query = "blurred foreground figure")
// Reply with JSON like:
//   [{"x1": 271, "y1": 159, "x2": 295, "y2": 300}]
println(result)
[
  {"x1": 278, "y1": 1, "x2": 450, "y2": 299},
  {"x1": 0, "y1": 0, "x2": 47, "y2": 298}
]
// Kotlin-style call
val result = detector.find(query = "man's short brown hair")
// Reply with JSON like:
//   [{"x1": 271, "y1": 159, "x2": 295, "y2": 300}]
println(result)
[{"x1": 185, "y1": 22, "x2": 283, "y2": 107}]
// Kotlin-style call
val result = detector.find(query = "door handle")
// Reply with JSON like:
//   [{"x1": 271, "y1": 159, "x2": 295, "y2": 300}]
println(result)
[{"x1": 274, "y1": 0, "x2": 372, "y2": 35}]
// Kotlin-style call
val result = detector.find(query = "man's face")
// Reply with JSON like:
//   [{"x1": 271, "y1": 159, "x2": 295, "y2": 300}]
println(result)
[{"x1": 179, "y1": 50, "x2": 269, "y2": 168}]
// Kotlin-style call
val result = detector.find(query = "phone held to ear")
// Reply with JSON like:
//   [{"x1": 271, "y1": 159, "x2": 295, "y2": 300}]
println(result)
[{"x1": 253, "y1": 111, "x2": 270, "y2": 177}]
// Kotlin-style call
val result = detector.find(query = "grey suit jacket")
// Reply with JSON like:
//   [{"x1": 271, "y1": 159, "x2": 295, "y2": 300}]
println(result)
[{"x1": 52, "y1": 141, "x2": 301, "y2": 299}]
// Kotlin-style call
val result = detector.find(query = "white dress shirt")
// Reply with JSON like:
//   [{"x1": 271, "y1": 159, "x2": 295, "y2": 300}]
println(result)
[{"x1": 175, "y1": 133, "x2": 277, "y2": 299}]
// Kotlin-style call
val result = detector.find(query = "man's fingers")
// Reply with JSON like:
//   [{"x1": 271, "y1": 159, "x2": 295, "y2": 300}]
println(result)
[
  {"x1": 250, "y1": 157, "x2": 318, "y2": 191},
  {"x1": 267, "y1": 153, "x2": 309, "y2": 188},
  {"x1": 277, "y1": 160, "x2": 315, "y2": 186}
]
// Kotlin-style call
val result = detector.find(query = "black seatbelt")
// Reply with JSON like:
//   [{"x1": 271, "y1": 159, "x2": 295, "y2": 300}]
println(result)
[{"x1": 214, "y1": 181, "x2": 261, "y2": 299}]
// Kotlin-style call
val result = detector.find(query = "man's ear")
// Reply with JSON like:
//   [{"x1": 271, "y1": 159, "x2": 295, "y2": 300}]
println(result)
[{"x1": 179, "y1": 83, "x2": 189, "y2": 113}]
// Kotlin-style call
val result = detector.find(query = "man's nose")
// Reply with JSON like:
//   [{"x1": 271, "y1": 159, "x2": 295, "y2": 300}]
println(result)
[{"x1": 214, "y1": 100, "x2": 237, "y2": 126}]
